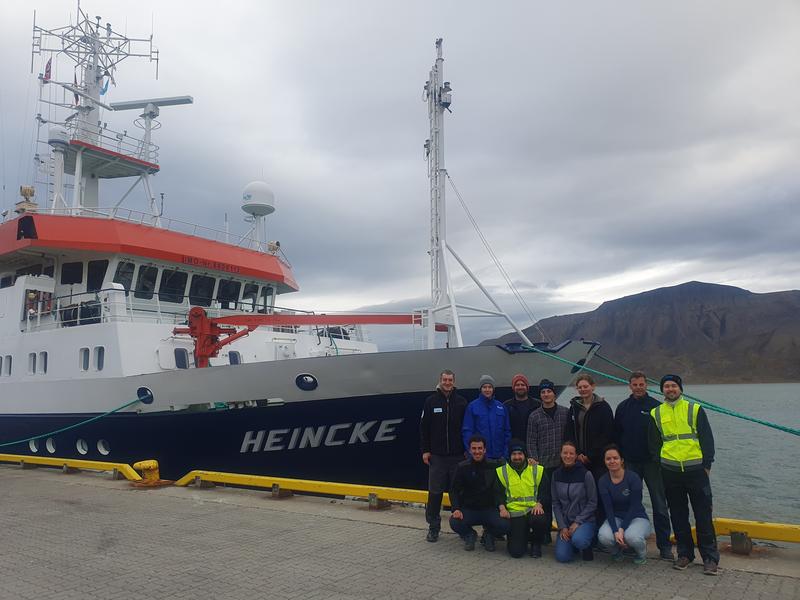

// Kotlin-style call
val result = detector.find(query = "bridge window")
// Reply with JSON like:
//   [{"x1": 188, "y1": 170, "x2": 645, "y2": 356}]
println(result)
[
  {"x1": 174, "y1": 348, "x2": 190, "y2": 369},
  {"x1": 229, "y1": 351, "x2": 242, "y2": 365},
  {"x1": 39, "y1": 351, "x2": 48, "y2": 374},
  {"x1": 258, "y1": 286, "x2": 274, "y2": 314},
  {"x1": 43, "y1": 265, "x2": 54, "y2": 278},
  {"x1": 60, "y1": 261, "x2": 84, "y2": 285},
  {"x1": 216, "y1": 279, "x2": 241, "y2": 310},
  {"x1": 94, "y1": 346, "x2": 105, "y2": 371},
  {"x1": 134, "y1": 266, "x2": 158, "y2": 300},
  {"x1": 16, "y1": 264, "x2": 43, "y2": 279},
  {"x1": 0, "y1": 275, "x2": 12, "y2": 288},
  {"x1": 189, "y1": 274, "x2": 215, "y2": 307},
  {"x1": 27, "y1": 352, "x2": 36, "y2": 375},
  {"x1": 79, "y1": 347, "x2": 90, "y2": 371},
  {"x1": 159, "y1": 269, "x2": 188, "y2": 304},
  {"x1": 113, "y1": 261, "x2": 135, "y2": 295},
  {"x1": 2, "y1": 355, "x2": 11, "y2": 376},
  {"x1": 242, "y1": 283, "x2": 258, "y2": 312},
  {"x1": 87, "y1": 260, "x2": 109, "y2": 292}
]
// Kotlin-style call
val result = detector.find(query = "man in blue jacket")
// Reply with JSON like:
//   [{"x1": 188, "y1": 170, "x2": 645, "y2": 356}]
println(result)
[
  {"x1": 614, "y1": 371, "x2": 673, "y2": 560},
  {"x1": 462, "y1": 375, "x2": 511, "y2": 461}
]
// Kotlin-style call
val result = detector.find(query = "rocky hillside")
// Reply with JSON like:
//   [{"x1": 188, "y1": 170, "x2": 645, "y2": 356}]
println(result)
[{"x1": 487, "y1": 281, "x2": 800, "y2": 383}]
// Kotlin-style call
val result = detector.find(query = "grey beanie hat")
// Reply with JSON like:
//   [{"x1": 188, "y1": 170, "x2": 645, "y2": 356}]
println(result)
[{"x1": 479, "y1": 374, "x2": 496, "y2": 388}]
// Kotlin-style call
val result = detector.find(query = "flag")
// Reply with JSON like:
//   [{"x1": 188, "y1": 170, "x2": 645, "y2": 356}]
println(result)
[
  {"x1": 43, "y1": 58, "x2": 51, "y2": 81},
  {"x1": 100, "y1": 77, "x2": 109, "y2": 95},
  {"x1": 73, "y1": 73, "x2": 79, "y2": 105}
]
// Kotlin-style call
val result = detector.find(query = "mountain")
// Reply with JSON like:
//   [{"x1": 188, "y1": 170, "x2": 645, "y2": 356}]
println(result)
[{"x1": 485, "y1": 281, "x2": 800, "y2": 383}]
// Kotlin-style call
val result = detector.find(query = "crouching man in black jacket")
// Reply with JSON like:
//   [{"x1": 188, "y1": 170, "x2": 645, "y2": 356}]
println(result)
[{"x1": 449, "y1": 434, "x2": 510, "y2": 551}]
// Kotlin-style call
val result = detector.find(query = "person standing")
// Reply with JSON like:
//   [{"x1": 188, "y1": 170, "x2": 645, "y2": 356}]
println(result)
[
  {"x1": 614, "y1": 371, "x2": 673, "y2": 560},
  {"x1": 462, "y1": 375, "x2": 511, "y2": 461},
  {"x1": 597, "y1": 445, "x2": 651, "y2": 565},
  {"x1": 526, "y1": 378, "x2": 568, "y2": 541},
  {"x1": 419, "y1": 369, "x2": 468, "y2": 543},
  {"x1": 503, "y1": 374, "x2": 540, "y2": 442},
  {"x1": 551, "y1": 441, "x2": 597, "y2": 562},
  {"x1": 648, "y1": 374, "x2": 720, "y2": 575},
  {"x1": 449, "y1": 435, "x2": 510, "y2": 551},
  {"x1": 496, "y1": 439, "x2": 550, "y2": 558},
  {"x1": 565, "y1": 374, "x2": 615, "y2": 483}
]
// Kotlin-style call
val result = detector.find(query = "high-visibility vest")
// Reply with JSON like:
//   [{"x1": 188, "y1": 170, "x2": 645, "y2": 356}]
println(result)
[
  {"x1": 496, "y1": 462, "x2": 544, "y2": 515},
  {"x1": 650, "y1": 397, "x2": 703, "y2": 471}
]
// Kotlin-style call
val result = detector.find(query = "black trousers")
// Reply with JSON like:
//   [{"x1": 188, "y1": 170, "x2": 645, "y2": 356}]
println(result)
[
  {"x1": 506, "y1": 512, "x2": 550, "y2": 558},
  {"x1": 662, "y1": 467, "x2": 720, "y2": 564},
  {"x1": 540, "y1": 467, "x2": 557, "y2": 536},
  {"x1": 425, "y1": 454, "x2": 461, "y2": 531}
]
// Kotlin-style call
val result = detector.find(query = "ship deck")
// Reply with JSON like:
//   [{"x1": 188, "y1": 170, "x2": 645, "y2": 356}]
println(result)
[{"x1": 1, "y1": 465, "x2": 797, "y2": 600}]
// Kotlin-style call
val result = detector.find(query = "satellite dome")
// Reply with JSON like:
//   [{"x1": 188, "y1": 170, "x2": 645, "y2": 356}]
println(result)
[
  {"x1": 241, "y1": 181, "x2": 276, "y2": 217},
  {"x1": 48, "y1": 125, "x2": 69, "y2": 147}
]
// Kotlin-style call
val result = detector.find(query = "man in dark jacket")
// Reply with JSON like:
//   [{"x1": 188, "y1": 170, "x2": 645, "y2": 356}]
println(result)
[
  {"x1": 503, "y1": 373, "x2": 541, "y2": 441},
  {"x1": 648, "y1": 374, "x2": 719, "y2": 575},
  {"x1": 419, "y1": 369, "x2": 468, "y2": 542},
  {"x1": 449, "y1": 434, "x2": 510, "y2": 551},
  {"x1": 614, "y1": 371, "x2": 673, "y2": 560}
]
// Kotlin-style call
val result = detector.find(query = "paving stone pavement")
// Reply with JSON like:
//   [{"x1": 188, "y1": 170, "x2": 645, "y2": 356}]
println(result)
[{"x1": 0, "y1": 466, "x2": 797, "y2": 600}]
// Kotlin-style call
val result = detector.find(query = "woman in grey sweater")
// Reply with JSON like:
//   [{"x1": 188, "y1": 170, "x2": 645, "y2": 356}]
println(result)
[{"x1": 551, "y1": 440, "x2": 597, "y2": 562}]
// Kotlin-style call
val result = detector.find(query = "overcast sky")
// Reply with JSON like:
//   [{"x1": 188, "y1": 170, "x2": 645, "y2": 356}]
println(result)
[{"x1": 1, "y1": 1, "x2": 798, "y2": 348}]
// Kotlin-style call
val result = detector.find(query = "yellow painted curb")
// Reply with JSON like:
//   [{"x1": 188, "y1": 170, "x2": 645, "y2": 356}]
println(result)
[{"x1": 0, "y1": 453, "x2": 142, "y2": 481}]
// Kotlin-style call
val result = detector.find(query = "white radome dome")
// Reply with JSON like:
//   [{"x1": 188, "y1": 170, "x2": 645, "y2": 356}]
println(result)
[
  {"x1": 241, "y1": 181, "x2": 276, "y2": 217},
  {"x1": 48, "y1": 125, "x2": 69, "y2": 147}
]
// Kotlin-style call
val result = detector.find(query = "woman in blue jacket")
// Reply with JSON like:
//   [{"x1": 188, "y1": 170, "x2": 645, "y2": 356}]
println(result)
[
  {"x1": 597, "y1": 444, "x2": 651, "y2": 564},
  {"x1": 551, "y1": 440, "x2": 597, "y2": 562}
]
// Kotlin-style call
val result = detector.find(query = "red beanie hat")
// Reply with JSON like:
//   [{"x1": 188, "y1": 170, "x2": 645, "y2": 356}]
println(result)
[{"x1": 511, "y1": 373, "x2": 529, "y2": 389}]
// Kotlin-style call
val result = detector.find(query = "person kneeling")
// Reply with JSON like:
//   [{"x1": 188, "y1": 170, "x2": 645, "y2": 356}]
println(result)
[
  {"x1": 552, "y1": 441, "x2": 597, "y2": 562},
  {"x1": 597, "y1": 445, "x2": 651, "y2": 565},
  {"x1": 497, "y1": 439, "x2": 550, "y2": 558},
  {"x1": 449, "y1": 435, "x2": 510, "y2": 551}
]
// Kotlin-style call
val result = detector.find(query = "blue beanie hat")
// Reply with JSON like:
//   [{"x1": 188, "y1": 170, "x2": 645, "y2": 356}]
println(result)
[{"x1": 659, "y1": 374, "x2": 683, "y2": 392}]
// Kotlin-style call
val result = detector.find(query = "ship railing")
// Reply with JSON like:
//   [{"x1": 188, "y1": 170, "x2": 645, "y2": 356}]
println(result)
[
  {"x1": 69, "y1": 122, "x2": 160, "y2": 165},
  {"x1": 41, "y1": 207, "x2": 291, "y2": 266},
  {"x1": 22, "y1": 289, "x2": 367, "y2": 343}
]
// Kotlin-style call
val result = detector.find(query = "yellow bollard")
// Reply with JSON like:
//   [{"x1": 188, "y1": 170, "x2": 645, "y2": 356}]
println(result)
[{"x1": 131, "y1": 459, "x2": 172, "y2": 488}]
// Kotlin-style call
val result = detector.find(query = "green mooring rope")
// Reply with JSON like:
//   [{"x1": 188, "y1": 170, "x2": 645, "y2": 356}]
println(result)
[
  {"x1": 0, "y1": 396, "x2": 144, "y2": 449},
  {"x1": 520, "y1": 346, "x2": 800, "y2": 437}
]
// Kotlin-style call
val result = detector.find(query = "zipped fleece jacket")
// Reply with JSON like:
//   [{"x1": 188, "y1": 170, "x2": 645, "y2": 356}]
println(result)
[
  {"x1": 462, "y1": 395, "x2": 511, "y2": 460},
  {"x1": 564, "y1": 395, "x2": 614, "y2": 468},
  {"x1": 613, "y1": 393, "x2": 661, "y2": 463},
  {"x1": 551, "y1": 462, "x2": 597, "y2": 529},
  {"x1": 419, "y1": 387, "x2": 468, "y2": 456}
]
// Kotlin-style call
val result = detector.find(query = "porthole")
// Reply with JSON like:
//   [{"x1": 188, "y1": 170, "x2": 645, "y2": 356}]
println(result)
[
  {"x1": 295, "y1": 373, "x2": 318, "y2": 391},
  {"x1": 29, "y1": 439, "x2": 39, "y2": 453},
  {"x1": 76, "y1": 439, "x2": 88, "y2": 455},
  {"x1": 45, "y1": 437, "x2": 56, "y2": 454},
  {"x1": 97, "y1": 439, "x2": 110, "y2": 456}
]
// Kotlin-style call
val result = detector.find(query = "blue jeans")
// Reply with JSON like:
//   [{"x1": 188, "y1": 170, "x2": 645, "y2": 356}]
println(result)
[
  {"x1": 449, "y1": 508, "x2": 510, "y2": 540},
  {"x1": 554, "y1": 522, "x2": 595, "y2": 562},
  {"x1": 598, "y1": 517, "x2": 651, "y2": 559}
]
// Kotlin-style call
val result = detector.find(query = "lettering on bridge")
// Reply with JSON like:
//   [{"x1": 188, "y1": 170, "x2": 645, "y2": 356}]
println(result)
[
  {"x1": 182, "y1": 256, "x2": 241, "y2": 274},
  {"x1": 239, "y1": 419, "x2": 405, "y2": 453}
]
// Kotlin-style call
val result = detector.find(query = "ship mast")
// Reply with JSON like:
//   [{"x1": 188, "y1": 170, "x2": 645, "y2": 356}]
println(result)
[{"x1": 423, "y1": 39, "x2": 533, "y2": 348}]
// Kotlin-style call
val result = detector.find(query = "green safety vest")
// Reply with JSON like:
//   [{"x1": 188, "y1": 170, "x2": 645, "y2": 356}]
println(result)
[
  {"x1": 496, "y1": 462, "x2": 544, "y2": 515},
  {"x1": 651, "y1": 396, "x2": 703, "y2": 471}
]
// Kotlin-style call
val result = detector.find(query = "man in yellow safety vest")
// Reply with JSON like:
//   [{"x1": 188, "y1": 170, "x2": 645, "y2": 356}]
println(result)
[
  {"x1": 648, "y1": 374, "x2": 719, "y2": 575},
  {"x1": 497, "y1": 439, "x2": 550, "y2": 558}
]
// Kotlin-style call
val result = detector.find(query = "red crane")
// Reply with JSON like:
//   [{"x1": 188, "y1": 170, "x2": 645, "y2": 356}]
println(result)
[{"x1": 173, "y1": 306, "x2": 424, "y2": 368}]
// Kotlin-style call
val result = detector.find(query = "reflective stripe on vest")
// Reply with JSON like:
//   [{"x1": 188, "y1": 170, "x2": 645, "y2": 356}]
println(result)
[
  {"x1": 652, "y1": 398, "x2": 702, "y2": 471},
  {"x1": 497, "y1": 463, "x2": 543, "y2": 515}
]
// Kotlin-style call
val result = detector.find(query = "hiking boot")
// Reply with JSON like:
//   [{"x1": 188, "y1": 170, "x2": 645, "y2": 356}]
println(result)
[
  {"x1": 529, "y1": 543, "x2": 542, "y2": 558},
  {"x1": 464, "y1": 532, "x2": 477, "y2": 551},
  {"x1": 611, "y1": 552, "x2": 624, "y2": 563},
  {"x1": 633, "y1": 556, "x2": 647, "y2": 566},
  {"x1": 542, "y1": 532, "x2": 552, "y2": 546},
  {"x1": 703, "y1": 559, "x2": 719, "y2": 576},
  {"x1": 426, "y1": 528, "x2": 439, "y2": 543},
  {"x1": 581, "y1": 548, "x2": 594, "y2": 561},
  {"x1": 483, "y1": 533, "x2": 496, "y2": 552},
  {"x1": 673, "y1": 556, "x2": 692, "y2": 570},
  {"x1": 659, "y1": 548, "x2": 675, "y2": 561}
]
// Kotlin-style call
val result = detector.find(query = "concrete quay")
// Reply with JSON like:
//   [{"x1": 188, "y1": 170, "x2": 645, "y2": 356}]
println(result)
[{"x1": 0, "y1": 465, "x2": 797, "y2": 600}]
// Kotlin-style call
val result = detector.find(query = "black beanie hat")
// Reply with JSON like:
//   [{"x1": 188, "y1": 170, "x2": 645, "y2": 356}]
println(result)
[
  {"x1": 539, "y1": 379, "x2": 555, "y2": 392},
  {"x1": 508, "y1": 438, "x2": 528, "y2": 459},
  {"x1": 660, "y1": 374, "x2": 683, "y2": 392}
]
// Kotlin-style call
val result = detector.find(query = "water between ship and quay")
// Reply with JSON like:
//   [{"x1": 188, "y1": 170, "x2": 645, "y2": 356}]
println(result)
[{"x1": 594, "y1": 383, "x2": 800, "y2": 525}]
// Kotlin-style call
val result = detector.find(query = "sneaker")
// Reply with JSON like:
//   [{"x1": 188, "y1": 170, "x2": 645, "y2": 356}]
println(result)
[
  {"x1": 611, "y1": 552, "x2": 624, "y2": 563},
  {"x1": 464, "y1": 533, "x2": 476, "y2": 551},
  {"x1": 703, "y1": 559, "x2": 719, "y2": 576},
  {"x1": 659, "y1": 548, "x2": 675, "y2": 561},
  {"x1": 426, "y1": 529, "x2": 439, "y2": 543},
  {"x1": 484, "y1": 534, "x2": 496, "y2": 552},
  {"x1": 633, "y1": 556, "x2": 647, "y2": 566},
  {"x1": 673, "y1": 556, "x2": 692, "y2": 570},
  {"x1": 529, "y1": 543, "x2": 542, "y2": 558},
  {"x1": 581, "y1": 548, "x2": 594, "y2": 561}
]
